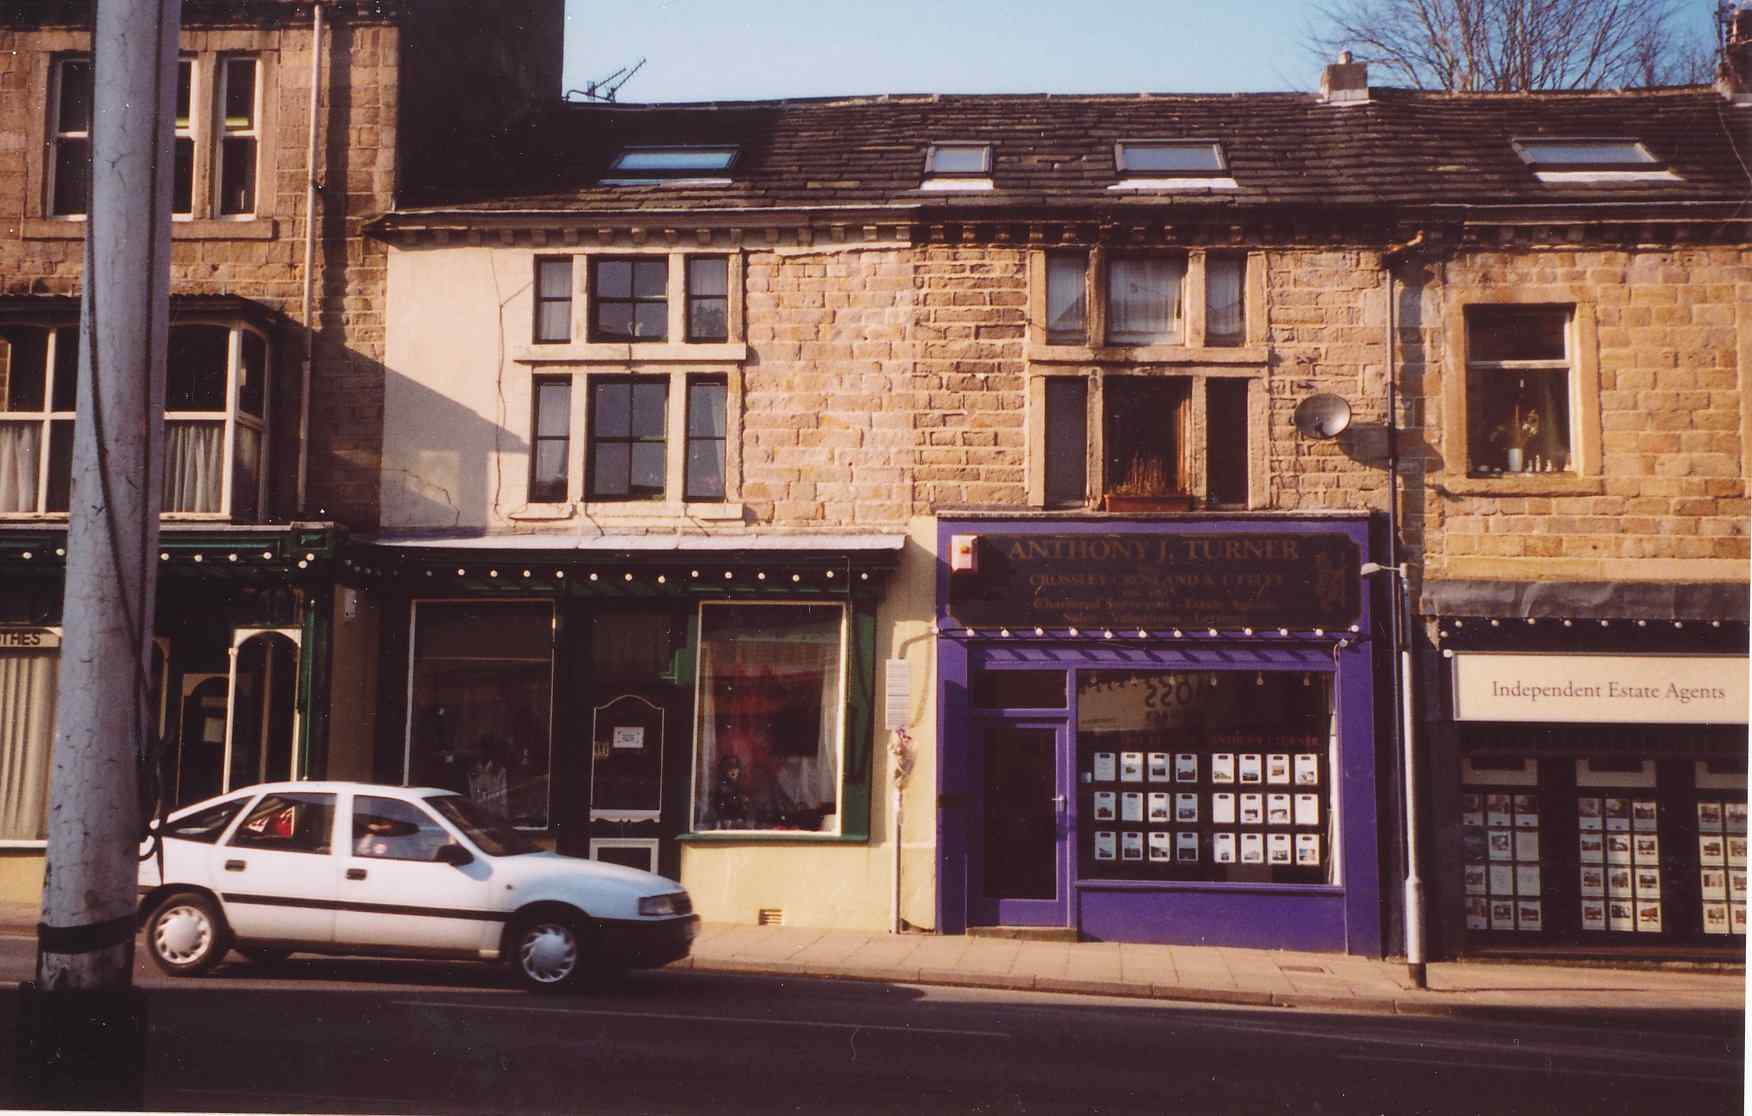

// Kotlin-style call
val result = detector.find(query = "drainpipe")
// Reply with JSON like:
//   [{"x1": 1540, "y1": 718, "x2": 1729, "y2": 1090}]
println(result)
[
  {"x1": 296, "y1": 1, "x2": 325, "y2": 515},
  {"x1": 1376, "y1": 230, "x2": 1427, "y2": 988}
]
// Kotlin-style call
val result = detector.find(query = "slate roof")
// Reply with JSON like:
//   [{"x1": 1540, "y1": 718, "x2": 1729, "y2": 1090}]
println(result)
[{"x1": 394, "y1": 86, "x2": 1752, "y2": 221}]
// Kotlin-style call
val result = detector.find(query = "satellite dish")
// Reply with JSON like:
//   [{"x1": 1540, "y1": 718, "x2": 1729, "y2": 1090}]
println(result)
[{"x1": 1293, "y1": 393, "x2": 1353, "y2": 440}]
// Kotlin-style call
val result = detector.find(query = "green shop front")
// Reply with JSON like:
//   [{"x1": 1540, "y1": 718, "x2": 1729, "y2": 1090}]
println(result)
[
  {"x1": 0, "y1": 522, "x2": 343, "y2": 902},
  {"x1": 349, "y1": 534, "x2": 900, "y2": 893}
]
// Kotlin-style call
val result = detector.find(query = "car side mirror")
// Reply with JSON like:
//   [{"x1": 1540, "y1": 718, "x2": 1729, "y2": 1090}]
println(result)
[{"x1": 434, "y1": 843, "x2": 474, "y2": 867}]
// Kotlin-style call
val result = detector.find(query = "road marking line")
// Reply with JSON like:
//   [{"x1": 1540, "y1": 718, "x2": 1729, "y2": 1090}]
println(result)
[
  {"x1": 1335, "y1": 1052, "x2": 1738, "y2": 1084},
  {"x1": 1187, "y1": 1017, "x2": 1738, "y2": 1069},
  {"x1": 392, "y1": 1000, "x2": 1011, "y2": 1040}
]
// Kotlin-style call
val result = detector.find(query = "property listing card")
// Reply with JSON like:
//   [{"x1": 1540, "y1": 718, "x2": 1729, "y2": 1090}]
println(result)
[
  {"x1": 1211, "y1": 754, "x2": 1236, "y2": 784},
  {"x1": 1213, "y1": 831, "x2": 1237, "y2": 863},
  {"x1": 1266, "y1": 755, "x2": 1290, "y2": 785},
  {"x1": 1294, "y1": 753, "x2": 1319, "y2": 786},
  {"x1": 1093, "y1": 791, "x2": 1117, "y2": 821},
  {"x1": 1294, "y1": 794, "x2": 1319, "y2": 827},
  {"x1": 1462, "y1": 793, "x2": 1485, "y2": 828},
  {"x1": 1577, "y1": 797, "x2": 1602, "y2": 831},
  {"x1": 1212, "y1": 793, "x2": 1236, "y2": 824},
  {"x1": 1147, "y1": 793, "x2": 1171, "y2": 822},
  {"x1": 1121, "y1": 831, "x2": 1144, "y2": 860},
  {"x1": 1240, "y1": 833, "x2": 1264, "y2": 864},
  {"x1": 1120, "y1": 792, "x2": 1144, "y2": 822},
  {"x1": 1094, "y1": 831, "x2": 1116, "y2": 861},
  {"x1": 1120, "y1": 753, "x2": 1144, "y2": 782},
  {"x1": 1267, "y1": 833, "x2": 1292, "y2": 864},
  {"x1": 1176, "y1": 831, "x2": 1199, "y2": 862},
  {"x1": 1295, "y1": 833, "x2": 1320, "y2": 866},
  {"x1": 1093, "y1": 753, "x2": 1116, "y2": 782},
  {"x1": 1148, "y1": 831, "x2": 1172, "y2": 861},
  {"x1": 1240, "y1": 794, "x2": 1264, "y2": 825},
  {"x1": 1514, "y1": 795, "x2": 1539, "y2": 829},
  {"x1": 1266, "y1": 794, "x2": 1291, "y2": 826},
  {"x1": 1239, "y1": 754, "x2": 1263, "y2": 784},
  {"x1": 1148, "y1": 753, "x2": 1171, "y2": 782},
  {"x1": 1175, "y1": 754, "x2": 1199, "y2": 782},
  {"x1": 1175, "y1": 793, "x2": 1199, "y2": 823}
]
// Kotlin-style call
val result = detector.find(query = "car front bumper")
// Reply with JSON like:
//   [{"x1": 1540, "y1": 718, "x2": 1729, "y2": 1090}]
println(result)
[{"x1": 597, "y1": 914, "x2": 700, "y2": 970}]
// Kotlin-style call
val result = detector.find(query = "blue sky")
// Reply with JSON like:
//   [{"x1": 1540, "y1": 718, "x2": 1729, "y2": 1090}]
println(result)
[
  {"x1": 561, "y1": 0, "x2": 1327, "y2": 103},
  {"x1": 561, "y1": 0, "x2": 1723, "y2": 104}
]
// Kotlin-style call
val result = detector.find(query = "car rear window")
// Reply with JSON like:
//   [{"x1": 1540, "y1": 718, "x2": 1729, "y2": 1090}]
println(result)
[
  {"x1": 227, "y1": 793, "x2": 336, "y2": 855},
  {"x1": 160, "y1": 797, "x2": 248, "y2": 844}
]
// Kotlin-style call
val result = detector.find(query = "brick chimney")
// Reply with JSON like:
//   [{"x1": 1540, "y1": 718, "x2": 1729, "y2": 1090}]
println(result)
[
  {"x1": 1321, "y1": 51, "x2": 1370, "y2": 103},
  {"x1": 1719, "y1": 4, "x2": 1752, "y2": 98}
]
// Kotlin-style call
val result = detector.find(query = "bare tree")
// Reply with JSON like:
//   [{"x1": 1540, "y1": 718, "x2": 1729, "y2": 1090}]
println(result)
[{"x1": 1307, "y1": 0, "x2": 1715, "y2": 91}]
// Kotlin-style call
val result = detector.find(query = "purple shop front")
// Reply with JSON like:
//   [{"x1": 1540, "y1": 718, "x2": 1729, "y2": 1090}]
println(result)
[{"x1": 936, "y1": 516, "x2": 1384, "y2": 956}]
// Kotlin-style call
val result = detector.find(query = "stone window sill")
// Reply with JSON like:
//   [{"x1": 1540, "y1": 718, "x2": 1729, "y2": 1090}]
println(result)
[
  {"x1": 22, "y1": 217, "x2": 278, "y2": 241},
  {"x1": 513, "y1": 341, "x2": 747, "y2": 364},
  {"x1": 1437, "y1": 474, "x2": 1605, "y2": 497},
  {"x1": 580, "y1": 501, "x2": 746, "y2": 523},
  {"x1": 1028, "y1": 342, "x2": 1267, "y2": 366}
]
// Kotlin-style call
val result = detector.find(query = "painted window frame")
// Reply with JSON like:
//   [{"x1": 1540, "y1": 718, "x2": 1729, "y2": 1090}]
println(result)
[
  {"x1": 518, "y1": 365, "x2": 739, "y2": 512},
  {"x1": 46, "y1": 55, "x2": 92, "y2": 218},
  {"x1": 215, "y1": 54, "x2": 262, "y2": 218},
  {"x1": 687, "y1": 600, "x2": 851, "y2": 838},
  {"x1": 1440, "y1": 292, "x2": 1602, "y2": 494}
]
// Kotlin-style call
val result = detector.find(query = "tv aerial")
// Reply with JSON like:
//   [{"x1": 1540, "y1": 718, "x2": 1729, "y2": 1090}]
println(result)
[{"x1": 567, "y1": 58, "x2": 647, "y2": 103}]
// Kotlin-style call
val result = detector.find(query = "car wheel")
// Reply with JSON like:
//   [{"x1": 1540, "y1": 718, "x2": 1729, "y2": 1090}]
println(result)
[
  {"x1": 237, "y1": 946, "x2": 291, "y2": 966},
  {"x1": 146, "y1": 892, "x2": 230, "y2": 977},
  {"x1": 510, "y1": 913, "x2": 593, "y2": 993}
]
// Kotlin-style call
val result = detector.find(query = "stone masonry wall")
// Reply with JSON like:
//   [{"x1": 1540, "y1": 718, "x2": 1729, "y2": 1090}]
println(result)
[
  {"x1": 1416, "y1": 245, "x2": 1749, "y2": 586},
  {"x1": 0, "y1": 15, "x2": 396, "y2": 527}
]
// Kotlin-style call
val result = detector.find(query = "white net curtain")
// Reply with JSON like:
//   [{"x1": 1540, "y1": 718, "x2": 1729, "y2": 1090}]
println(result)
[
  {"x1": 0, "y1": 652, "x2": 57, "y2": 840},
  {"x1": 164, "y1": 420, "x2": 224, "y2": 513},
  {"x1": 0, "y1": 425, "x2": 38, "y2": 513}
]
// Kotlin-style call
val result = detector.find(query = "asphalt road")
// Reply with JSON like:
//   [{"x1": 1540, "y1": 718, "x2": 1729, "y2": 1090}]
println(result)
[{"x1": 0, "y1": 934, "x2": 1740, "y2": 1115}]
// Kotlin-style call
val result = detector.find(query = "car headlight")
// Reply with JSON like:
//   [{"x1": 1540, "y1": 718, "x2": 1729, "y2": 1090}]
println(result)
[{"x1": 639, "y1": 892, "x2": 683, "y2": 917}]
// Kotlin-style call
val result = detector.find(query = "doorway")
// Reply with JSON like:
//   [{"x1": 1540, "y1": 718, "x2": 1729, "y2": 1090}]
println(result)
[{"x1": 969, "y1": 721, "x2": 1071, "y2": 927}]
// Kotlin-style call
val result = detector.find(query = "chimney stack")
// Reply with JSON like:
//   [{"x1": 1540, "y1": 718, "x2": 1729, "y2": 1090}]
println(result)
[
  {"x1": 1719, "y1": 4, "x2": 1752, "y2": 98},
  {"x1": 1321, "y1": 50, "x2": 1370, "y2": 103}
]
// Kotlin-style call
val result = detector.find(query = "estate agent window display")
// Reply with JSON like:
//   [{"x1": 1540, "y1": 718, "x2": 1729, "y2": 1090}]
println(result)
[{"x1": 1077, "y1": 670, "x2": 1337, "y2": 884}]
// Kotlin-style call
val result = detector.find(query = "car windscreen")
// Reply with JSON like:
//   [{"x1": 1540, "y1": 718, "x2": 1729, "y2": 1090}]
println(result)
[{"x1": 427, "y1": 794, "x2": 541, "y2": 856}]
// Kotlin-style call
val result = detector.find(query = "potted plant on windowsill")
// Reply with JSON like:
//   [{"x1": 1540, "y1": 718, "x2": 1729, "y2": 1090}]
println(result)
[{"x1": 1102, "y1": 454, "x2": 1195, "y2": 512}]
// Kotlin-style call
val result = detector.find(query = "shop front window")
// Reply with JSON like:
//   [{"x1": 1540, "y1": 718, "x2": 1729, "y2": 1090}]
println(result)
[
  {"x1": 692, "y1": 602, "x2": 844, "y2": 833},
  {"x1": 408, "y1": 602, "x2": 553, "y2": 829},
  {"x1": 1076, "y1": 670, "x2": 1335, "y2": 884}
]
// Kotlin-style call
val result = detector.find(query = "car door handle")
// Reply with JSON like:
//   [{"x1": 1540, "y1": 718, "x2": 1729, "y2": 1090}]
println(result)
[
  {"x1": 345, "y1": 868, "x2": 367, "y2": 881},
  {"x1": 224, "y1": 859, "x2": 245, "y2": 872}
]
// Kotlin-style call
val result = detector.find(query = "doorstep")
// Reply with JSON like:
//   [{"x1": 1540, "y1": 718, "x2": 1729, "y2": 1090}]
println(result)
[{"x1": 965, "y1": 926, "x2": 1081, "y2": 943}]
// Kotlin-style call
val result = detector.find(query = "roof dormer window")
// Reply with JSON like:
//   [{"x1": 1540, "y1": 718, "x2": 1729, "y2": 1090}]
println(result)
[
  {"x1": 1111, "y1": 140, "x2": 1237, "y2": 192},
  {"x1": 601, "y1": 146, "x2": 739, "y2": 187},
  {"x1": 1513, "y1": 137, "x2": 1677, "y2": 184},
  {"x1": 921, "y1": 142, "x2": 994, "y2": 192}
]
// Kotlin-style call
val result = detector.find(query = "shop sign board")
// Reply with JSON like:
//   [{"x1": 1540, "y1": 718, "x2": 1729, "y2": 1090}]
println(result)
[
  {"x1": 1452, "y1": 653, "x2": 1749, "y2": 725},
  {"x1": 0, "y1": 628, "x2": 59, "y2": 650},
  {"x1": 947, "y1": 533, "x2": 1360, "y2": 630}
]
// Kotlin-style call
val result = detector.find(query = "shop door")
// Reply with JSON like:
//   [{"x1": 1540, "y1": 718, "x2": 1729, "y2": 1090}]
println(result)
[{"x1": 971, "y1": 722, "x2": 1071, "y2": 927}]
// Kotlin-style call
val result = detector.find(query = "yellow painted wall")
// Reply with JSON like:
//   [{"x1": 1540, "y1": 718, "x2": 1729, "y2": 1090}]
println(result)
[
  {"x1": 678, "y1": 517, "x2": 940, "y2": 931},
  {"x1": 0, "y1": 852, "x2": 45, "y2": 906}
]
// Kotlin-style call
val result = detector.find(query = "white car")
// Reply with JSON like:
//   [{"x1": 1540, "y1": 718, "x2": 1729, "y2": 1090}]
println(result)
[{"x1": 137, "y1": 781, "x2": 697, "y2": 992}]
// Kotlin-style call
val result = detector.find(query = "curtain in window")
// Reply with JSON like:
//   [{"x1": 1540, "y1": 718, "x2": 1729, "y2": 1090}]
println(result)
[
  {"x1": 693, "y1": 636, "x2": 840, "y2": 832},
  {"x1": 1205, "y1": 258, "x2": 1245, "y2": 341},
  {"x1": 1108, "y1": 258, "x2": 1183, "y2": 342},
  {"x1": 0, "y1": 652, "x2": 57, "y2": 840},
  {"x1": 164, "y1": 421, "x2": 223, "y2": 513},
  {"x1": 0, "y1": 425, "x2": 39, "y2": 513}
]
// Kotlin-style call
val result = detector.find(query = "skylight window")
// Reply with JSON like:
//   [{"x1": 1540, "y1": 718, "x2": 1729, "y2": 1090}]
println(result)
[
  {"x1": 1513, "y1": 139, "x2": 1656, "y2": 169},
  {"x1": 610, "y1": 146, "x2": 739, "y2": 173},
  {"x1": 1115, "y1": 141, "x2": 1227, "y2": 175},
  {"x1": 925, "y1": 143, "x2": 991, "y2": 176}
]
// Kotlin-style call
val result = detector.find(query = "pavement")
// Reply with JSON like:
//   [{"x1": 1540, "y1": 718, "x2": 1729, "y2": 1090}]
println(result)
[{"x1": 3, "y1": 901, "x2": 1741, "y2": 1018}]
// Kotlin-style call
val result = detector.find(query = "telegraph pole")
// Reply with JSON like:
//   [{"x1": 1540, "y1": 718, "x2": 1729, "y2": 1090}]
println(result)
[{"x1": 17, "y1": 0, "x2": 180, "y2": 1106}]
